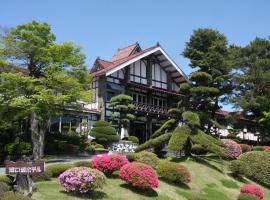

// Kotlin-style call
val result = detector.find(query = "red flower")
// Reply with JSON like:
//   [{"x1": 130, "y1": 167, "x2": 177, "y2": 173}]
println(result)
[
  {"x1": 263, "y1": 146, "x2": 270, "y2": 151},
  {"x1": 240, "y1": 184, "x2": 264, "y2": 199}
]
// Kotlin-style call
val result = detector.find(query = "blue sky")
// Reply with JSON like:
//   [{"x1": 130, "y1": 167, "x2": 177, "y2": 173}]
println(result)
[{"x1": 1, "y1": 0, "x2": 270, "y2": 110}]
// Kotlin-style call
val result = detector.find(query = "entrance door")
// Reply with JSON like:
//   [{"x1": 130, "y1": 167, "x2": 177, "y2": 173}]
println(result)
[{"x1": 130, "y1": 121, "x2": 146, "y2": 144}]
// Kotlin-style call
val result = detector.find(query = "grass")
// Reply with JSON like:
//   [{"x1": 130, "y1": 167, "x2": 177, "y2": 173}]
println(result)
[{"x1": 32, "y1": 157, "x2": 270, "y2": 200}]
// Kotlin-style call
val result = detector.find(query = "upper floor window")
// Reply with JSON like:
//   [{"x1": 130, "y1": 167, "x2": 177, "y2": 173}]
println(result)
[
  {"x1": 130, "y1": 60, "x2": 147, "y2": 84},
  {"x1": 152, "y1": 63, "x2": 167, "y2": 89}
]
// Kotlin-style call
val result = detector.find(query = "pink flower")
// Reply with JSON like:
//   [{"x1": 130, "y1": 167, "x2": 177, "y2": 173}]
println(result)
[
  {"x1": 222, "y1": 139, "x2": 242, "y2": 159},
  {"x1": 119, "y1": 162, "x2": 159, "y2": 190},
  {"x1": 240, "y1": 184, "x2": 264, "y2": 199},
  {"x1": 263, "y1": 146, "x2": 270, "y2": 151}
]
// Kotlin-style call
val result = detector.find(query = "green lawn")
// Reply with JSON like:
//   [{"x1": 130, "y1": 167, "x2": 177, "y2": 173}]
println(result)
[{"x1": 33, "y1": 157, "x2": 270, "y2": 200}]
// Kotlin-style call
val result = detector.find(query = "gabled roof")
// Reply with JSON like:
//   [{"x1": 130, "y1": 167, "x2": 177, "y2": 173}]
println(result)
[{"x1": 90, "y1": 42, "x2": 189, "y2": 83}]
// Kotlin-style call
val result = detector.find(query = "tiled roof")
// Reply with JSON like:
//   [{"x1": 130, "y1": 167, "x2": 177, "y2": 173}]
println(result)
[{"x1": 90, "y1": 43, "x2": 158, "y2": 76}]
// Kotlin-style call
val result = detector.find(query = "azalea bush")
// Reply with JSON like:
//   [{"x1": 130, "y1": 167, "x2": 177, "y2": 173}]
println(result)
[
  {"x1": 221, "y1": 139, "x2": 242, "y2": 159},
  {"x1": 157, "y1": 160, "x2": 192, "y2": 184},
  {"x1": 92, "y1": 154, "x2": 129, "y2": 175},
  {"x1": 59, "y1": 167, "x2": 106, "y2": 194},
  {"x1": 263, "y1": 146, "x2": 270, "y2": 151},
  {"x1": 119, "y1": 162, "x2": 159, "y2": 190},
  {"x1": 240, "y1": 184, "x2": 264, "y2": 199}
]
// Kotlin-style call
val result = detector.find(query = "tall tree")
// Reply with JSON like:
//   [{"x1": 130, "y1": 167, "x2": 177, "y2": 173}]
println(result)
[
  {"x1": 232, "y1": 38, "x2": 270, "y2": 119},
  {"x1": 0, "y1": 21, "x2": 92, "y2": 159},
  {"x1": 182, "y1": 28, "x2": 233, "y2": 131}
]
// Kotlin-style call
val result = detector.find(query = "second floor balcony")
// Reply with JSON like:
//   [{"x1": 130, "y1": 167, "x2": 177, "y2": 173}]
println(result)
[{"x1": 132, "y1": 101, "x2": 168, "y2": 116}]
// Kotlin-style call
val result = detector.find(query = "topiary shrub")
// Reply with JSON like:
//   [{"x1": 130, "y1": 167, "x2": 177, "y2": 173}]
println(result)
[
  {"x1": 0, "y1": 191, "x2": 32, "y2": 200},
  {"x1": 119, "y1": 162, "x2": 159, "y2": 190},
  {"x1": 126, "y1": 153, "x2": 136, "y2": 162},
  {"x1": 73, "y1": 160, "x2": 92, "y2": 168},
  {"x1": 229, "y1": 160, "x2": 245, "y2": 177},
  {"x1": 46, "y1": 163, "x2": 74, "y2": 177},
  {"x1": 191, "y1": 144, "x2": 208, "y2": 155},
  {"x1": 128, "y1": 136, "x2": 139, "y2": 144},
  {"x1": 92, "y1": 154, "x2": 129, "y2": 175},
  {"x1": 133, "y1": 151, "x2": 159, "y2": 169},
  {"x1": 0, "y1": 182, "x2": 10, "y2": 196},
  {"x1": 157, "y1": 160, "x2": 192, "y2": 184},
  {"x1": 240, "y1": 144, "x2": 252, "y2": 153},
  {"x1": 238, "y1": 151, "x2": 270, "y2": 187},
  {"x1": 252, "y1": 146, "x2": 264, "y2": 151},
  {"x1": 90, "y1": 120, "x2": 119, "y2": 147},
  {"x1": 238, "y1": 193, "x2": 261, "y2": 200},
  {"x1": 59, "y1": 167, "x2": 106, "y2": 194},
  {"x1": 94, "y1": 143, "x2": 104, "y2": 149},
  {"x1": 221, "y1": 139, "x2": 242, "y2": 159},
  {"x1": 240, "y1": 184, "x2": 264, "y2": 199},
  {"x1": 31, "y1": 169, "x2": 52, "y2": 182}
]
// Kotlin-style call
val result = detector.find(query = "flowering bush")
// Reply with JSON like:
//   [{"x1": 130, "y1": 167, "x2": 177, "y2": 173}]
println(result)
[
  {"x1": 119, "y1": 162, "x2": 159, "y2": 190},
  {"x1": 240, "y1": 184, "x2": 264, "y2": 199},
  {"x1": 222, "y1": 139, "x2": 242, "y2": 159},
  {"x1": 157, "y1": 160, "x2": 192, "y2": 184},
  {"x1": 263, "y1": 146, "x2": 270, "y2": 151},
  {"x1": 240, "y1": 144, "x2": 252, "y2": 153},
  {"x1": 59, "y1": 167, "x2": 106, "y2": 194},
  {"x1": 92, "y1": 154, "x2": 129, "y2": 175}
]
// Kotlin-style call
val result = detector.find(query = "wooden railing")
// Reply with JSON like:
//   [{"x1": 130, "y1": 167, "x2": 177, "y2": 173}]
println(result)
[{"x1": 132, "y1": 101, "x2": 168, "y2": 115}]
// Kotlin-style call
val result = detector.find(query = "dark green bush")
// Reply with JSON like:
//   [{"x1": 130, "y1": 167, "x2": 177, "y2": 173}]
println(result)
[
  {"x1": 238, "y1": 151, "x2": 270, "y2": 187},
  {"x1": 45, "y1": 163, "x2": 74, "y2": 177},
  {"x1": 228, "y1": 160, "x2": 245, "y2": 177},
  {"x1": 126, "y1": 153, "x2": 136, "y2": 162},
  {"x1": 73, "y1": 161, "x2": 92, "y2": 168},
  {"x1": 237, "y1": 193, "x2": 260, "y2": 200},
  {"x1": 0, "y1": 176, "x2": 11, "y2": 184},
  {"x1": 157, "y1": 160, "x2": 191, "y2": 184},
  {"x1": 128, "y1": 136, "x2": 139, "y2": 144},
  {"x1": 0, "y1": 182, "x2": 10, "y2": 196},
  {"x1": 133, "y1": 151, "x2": 159, "y2": 169},
  {"x1": 85, "y1": 144, "x2": 95, "y2": 153},
  {"x1": 252, "y1": 146, "x2": 264, "y2": 151},
  {"x1": 150, "y1": 119, "x2": 177, "y2": 138},
  {"x1": 4, "y1": 142, "x2": 32, "y2": 159},
  {"x1": 191, "y1": 144, "x2": 208, "y2": 155},
  {"x1": 0, "y1": 191, "x2": 32, "y2": 200},
  {"x1": 94, "y1": 144, "x2": 104, "y2": 149},
  {"x1": 90, "y1": 120, "x2": 119, "y2": 146},
  {"x1": 31, "y1": 169, "x2": 52, "y2": 182}
]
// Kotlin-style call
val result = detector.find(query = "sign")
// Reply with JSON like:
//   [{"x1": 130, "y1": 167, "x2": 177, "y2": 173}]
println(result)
[
  {"x1": 112, "y1": 142, "x2": 138, "y2": 153},
  {"x1": 5, "y1": 160, "x2": 44, "y2": 175}
]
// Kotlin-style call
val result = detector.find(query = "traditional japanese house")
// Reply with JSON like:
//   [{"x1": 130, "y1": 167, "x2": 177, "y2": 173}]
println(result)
[{"x1": 89, "y1": 42, "x2": 189, "y2": 142}]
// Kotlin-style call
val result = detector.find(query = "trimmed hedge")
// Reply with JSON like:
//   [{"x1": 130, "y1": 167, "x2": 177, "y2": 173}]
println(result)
[
  {"x1": 229, "y1": 160, "x2": 245, "y2": 177},
  {"x1": 237, "y1": 193, "x2": 260, "y2": 200},
  {"x1": 133, "y1": 151, "x2": 159, "y2": 169},
  {"x1": 128, "y1": 136, "x2": 139, "y2": 144},
  {"x1": 191, "y1": 144, "x2": 208, "y2": 155},
  {"x1": 168, "y1": 126, "x2": 191, "y2": 152},
  {"x1": 157, "y1": 160, "x2": 192, "y2": 184},
  {"x1": 45, "y1": 163, "x2": 74, "y2": 177},
  {"x1": 73, "y1": 160, "x2": 92, "y2": 168},
  {"x1": 240, "y1": 144, "x2": 252, "y2": 153},
  {"x1": 252, "y1": 146, "x2": 264, "y2": 151},
  {"x1": 238, "y1": 151, "x2": 270, "y2": 187},
  {"x1": 31, "y1": 169, "x2": 52, "y2": 182}
]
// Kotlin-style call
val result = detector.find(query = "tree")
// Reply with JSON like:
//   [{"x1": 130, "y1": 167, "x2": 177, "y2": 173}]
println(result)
[
  {"x1": 89, "y1": 120, "x2": 119, "y2": 147},
  {"x1": 232, "y1": 38, "x2": 270, "y2": 121},
  {"x1": 182, "y1": 28, "x2": 233, "y2": 131},
  {"x1": 0, "y1": 21, "x2": 92, "y2": 159},
  {"x1": 109, "y1": 94, "x2": 135, "y2": 137}
]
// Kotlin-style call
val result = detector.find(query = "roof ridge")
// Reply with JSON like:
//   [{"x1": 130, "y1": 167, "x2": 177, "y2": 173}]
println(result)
[
  {"x1": 97, "y1": 57, "x2": 113, "y2": 63},
  {"x1": 117, "y1": 42, "x2": 138, "y2": 51}
]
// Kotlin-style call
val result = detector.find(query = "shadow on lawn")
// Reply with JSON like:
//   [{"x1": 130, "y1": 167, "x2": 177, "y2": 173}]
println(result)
[
  {"x1": 191, "y1": 156, "x2": 223, "y2": 173},
  {"x1": 159, "y1": 178, "x2": 191, "y2": 190},
  {"x1": 120, "y1": 183, "x2": 158, "y2": 197},
  {"x1": 60, "y1": 190, "x2": 108, "y2": 199}
]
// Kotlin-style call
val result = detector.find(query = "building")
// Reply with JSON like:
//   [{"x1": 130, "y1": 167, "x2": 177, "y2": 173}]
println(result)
[{"x1": 89, "y1": 42, "x2": 189, "y2": 142}]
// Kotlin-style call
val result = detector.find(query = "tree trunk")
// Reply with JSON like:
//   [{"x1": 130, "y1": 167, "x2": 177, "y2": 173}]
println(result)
[{"x1": 30, "y1": 112, "x2": 45, "y2": 160}]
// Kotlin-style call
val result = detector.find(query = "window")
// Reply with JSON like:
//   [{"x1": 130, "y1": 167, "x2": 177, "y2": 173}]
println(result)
[
  {"x1": 152, "y1": 97, "x2": 167, "y2": 107},
  {"x1": 130, "y1": 60, "x2": 147, "y2": 84},
  {"x1": 131, "y1": 92, "x2": 147, "y2": 104},
  {"x1": 152, "y1": 63, "x2": 167, "y2": 89}
]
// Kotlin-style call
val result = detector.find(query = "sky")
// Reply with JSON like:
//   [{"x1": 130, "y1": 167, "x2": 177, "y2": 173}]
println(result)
[{"x1": 1, "y1": 0, "x2": 270, "y2": 111}]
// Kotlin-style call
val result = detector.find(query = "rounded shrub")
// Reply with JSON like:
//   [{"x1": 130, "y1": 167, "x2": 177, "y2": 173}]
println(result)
[
  {"x1": 133, "y1": 151, "x2": 159, "y2": 169},
  {"x1": 240, "y1": 184, "x2": 264, "y2": 200},
  {"x1": 252, "y1": 146, "x2": 264, "y2": 151},
  {"x1": 240, "y1": 144, "x2": 252, "y2": 153},
  {"x1": 191, "y1": 144, "x2": 208, "y2": 155},
  {"x1": 221, "y1": 139, "x2": 242, "y2": 159},
  {"x1": 157, "y1": 160, "x2": 192, "y2": 184},
  {"x1": 126, "y1": 152, "x2": 136, "y2": 162},
  {"x1": 90, "y1": 120, "x2": 119, "y2": 146},
  {"x1": 229, "y1": 160, "x2": 245, "y2": 177},
  {"x1": 128, "y1": 136, "x2": 139, "y2": 144},
  {"x1": 46, "y1": 163, "x2": 74, "y2": 177},
  {"x1": 0, "y1": 176, "x2": 12, "y2": 184},
  {"x1": 119, "y1": 162, "x2": 159, "y2": 190},
  {"x1": 94, "y1": 144, "x2": 104, "y2": 149},
  {"x1": 92, "y1": 154, "x2": 129, "y2": 175},
  {"x1": 263, "y1": 146, "x2": 270, "y2": 151},
  {"x1": 238, "y1": 193, "x2": 261, "y2": 200},
  {"x1": 73, "y1": 161, "x2": 92, "y2": 168},
  {"x1": 59, "y1": 167, "x2": 106, "y2": 194},
  {"x1": 0, "y1": 191, "x2": 32, "y2": 200},
  {"x1": 238, "y1": 151, "x2": 270, "y2": 187},
  {"x1": 0, "y1": 182, "x2": 10, "y2": 196},
  {"x1": 31, "y1": 169, "x2": 52, "y2": 182}
]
